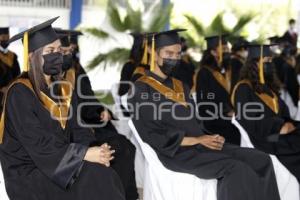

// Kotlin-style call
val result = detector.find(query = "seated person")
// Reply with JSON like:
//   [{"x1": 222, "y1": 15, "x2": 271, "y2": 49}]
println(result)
[
  {"x1": 0, "y1": 17, "x2": 125, "y2": 200},
  {"x1": 128, "y1": 29, "x2": 280, "y2": 200},
  {"x1": 56, "y1": 29, "x2": 138, "y2": 200},
  {"x1": 232, "y1": 44, "x2": 300, "y2": 182}
]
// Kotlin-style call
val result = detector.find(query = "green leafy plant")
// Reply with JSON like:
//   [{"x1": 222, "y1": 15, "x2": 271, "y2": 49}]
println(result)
[
  {"x1": 84, "y1": 0, "x2": 173, "y2": 70},
  {"x1": 184, "y1": 12, "x2": 254, "y2": 49}
]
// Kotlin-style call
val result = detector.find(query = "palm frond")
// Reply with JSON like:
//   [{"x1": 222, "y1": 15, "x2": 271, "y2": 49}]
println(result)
[
  {"x1": 207, "y1": 12, "x2": 229, "y2": 35},
  {"x1": 184, "y1": 15, "x2": 205, "y2": 36},
  {"x1": 231, "y1": 13, "x2": 254, "y2": 36},
  {"x1": 83, "y1": 28, "x2": 109, "y2": 38},
  {"x1": 107, "y1": 1, "x2": 126, "y2": 32},
  {"x1": 123, "y1": 2, "x2": 142, "y2": 32},
  {"x1": 147, "y1": 2, "x2": 173, "y2": 32},
  {"x1": 87, "y1": 48, "x2": 130, "y2": 70}
]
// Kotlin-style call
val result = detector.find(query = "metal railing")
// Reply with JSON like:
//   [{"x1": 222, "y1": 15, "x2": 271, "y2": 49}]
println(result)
[
  {"x1": 0, "y1": 0, "x2": 100, "y2": 8},
  {"x1": 0, "y1": 0, "x2": 71, "y2": 8}
]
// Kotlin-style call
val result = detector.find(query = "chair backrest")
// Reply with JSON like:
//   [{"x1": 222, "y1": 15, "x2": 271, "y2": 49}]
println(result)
[
  {"x1": 231, "y1": 116, "x2": 254, "y2": 148},
  {"x1": 0, "y1": 163, "x2": 9, "y2": 200},
  {"x1": 280, "y1": 88, "x2": 297, "y2": 118},
  {"x1": 120, "y1": 93, "x2": 128, "y2": 111},
  {"x1": 128, "y1": 120, "x2": 166, "y2": 168}
]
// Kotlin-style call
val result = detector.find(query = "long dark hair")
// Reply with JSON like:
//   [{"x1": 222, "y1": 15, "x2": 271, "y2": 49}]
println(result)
[
  {"x1": 28, "y1": 47, "x2": 48, "y2": 100},
  {"x1": 130, "y1": 34, "x2": 144, "y2": 64},
  {"x1": 200, "y1": 49, "x2": 218, "y2": 70},
  {"x1": 239, "y1": 58, "x2": 281, "y2": 94}
]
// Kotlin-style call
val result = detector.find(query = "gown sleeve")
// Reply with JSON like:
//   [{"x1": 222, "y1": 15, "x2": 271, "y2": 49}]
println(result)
[
  {"x1": 128, "y1": 82, "x2": 185, "y2": 157},
  {"x1": 6, "y1": 83, "x2": 88, "y2": 189},
  {"x1": 70, "y1": 92, "x2": 98, "y2": 146},
  {"x1": 234, "y1": 83, "x2": 285, "y2": 142},
  {"x1": 77, "y1": 65, "x2": 116, "y2": 125}
]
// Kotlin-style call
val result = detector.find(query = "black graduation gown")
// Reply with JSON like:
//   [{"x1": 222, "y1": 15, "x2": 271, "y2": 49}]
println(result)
[
  {"x1": 282, "y1": 30, "x2": 298, "y2": 47},
  {"x1": 196, "y1": 66, "x2": 241, "y2": 145},
  {"x1": 0, "y1": 79, "x2": 125, "y2": 200},
  {"x1": 233, "y1": 81, "x2": 300, "y2": 182},
  {"x1": 172, "y1": 55, "x2": 195, "y2": 89},
  {"x1": 128, "y1": 70, "x2": 280, "y2": 200},
  {"x1": 70, "y1": 66, "x2": 138, "y2": 200}
]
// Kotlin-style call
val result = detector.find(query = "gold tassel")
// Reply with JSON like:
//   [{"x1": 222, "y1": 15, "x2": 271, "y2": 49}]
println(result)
[
  {"x1": 218, "y1": 36, "x2": 223, "y2": 66},
  {"x1": 0, "y1": 112, "x2": 4, "y2": 143},
  {"x1": 259, "y1": 45, "x2": 265, "y2": 84},
  {"x1": 150, "y1": 35, "x2": 155, "y2": 72},
  {"x1": 141, "y1": 38, "x2": 148, "y2": 65},
  {"x1": 23, "y1": 32, "x2": 29, "y2": 72}
]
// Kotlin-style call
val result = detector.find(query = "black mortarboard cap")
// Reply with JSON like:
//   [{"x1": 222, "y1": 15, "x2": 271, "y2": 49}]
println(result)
[
  {"x1": 69, "y1": 30, "x2": 83, "y2": 45},
  {"x1": 8, "y1": 16, "x2": 59, "y2": 52},
  {"x1": 147, "y1": 29, "x2": 186, "y2": 49},
  {"x1": 247, "y1": 44, "x2": 274, "y2": 59},
  {"x1": 205, "y1": 34, "x2": 228, "y2": 49},
  {"x1": 54, "y1": 28, "x2": 70, "y2": 47},
  {"x1": 268, "y1": 36, "x2": 280, "y2": 43},
  {"x1": 232, "y1": 37, "x2": 249, "y2": 52},
  {"x1": 8, "y1": 17, "x2": 59, "y2": 72},
  {"x1": 0, "y1": 27, "x2": 9, "y2": 35}
]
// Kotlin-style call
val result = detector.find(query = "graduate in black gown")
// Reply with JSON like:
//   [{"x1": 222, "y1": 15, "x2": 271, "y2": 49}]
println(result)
[
  {"x1": 172, "y1": 37, "x2": 195, "y2": 89},
  {"x1": 56, "y1": 29, "x2": 138, "y2": 200},
  {"x1": 118, "y1": 33, "x2": 150, "y2": 116},
  {"x1": 230, "y1": 37, "x2": 248, "y2": 90},
  {"x1": 128, "y1": 29, "x2": 280, "y2": 200},
  {"x1": 0, "y1": 27, "x2": 20, "y2": 111},
  {"x1": 119, "y1": 33, "x2": 144, "y2": 97},
  {"x1": 196, "y1": 35, "x2": 240, "y2": 145},
  {"x1": 232, "y1": 44, "x2": 300, "y2": 182},
  {"x1": 282, "y1": 19, "x2": 298, "y2": 48},
  {"x1": 0, "y1": 17, "x2": 125, "y2": 200},
  {"x1": 273, "y1": 44, "x2": 299, "y2": 107}
]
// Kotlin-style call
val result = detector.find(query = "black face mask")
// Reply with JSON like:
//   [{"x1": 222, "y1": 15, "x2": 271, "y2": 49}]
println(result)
[
  {"x1": 222, "y1": 52, "x2": 231, "y2": 61},
  {"x1": 159, "y1": 58, "x2": 180, "y2": 76},
  {"x1": 72, "y1": 48, "x2": 80, "y2": 61},
  {"x1": 62, "y1": 54, "x2": 73, "y2": 71},
  {"x1": 0, "y1": 40, "x2": 9, "y2": 49},
  {"x1": 43, "y1": 52, "x2": 63, "y2": 76},
  {"x1": 222, "y1": 52, "x2": 231, "y2": 68},
  {"x1": 263, "y1": 62, "x2": 275, "y2": 82}
]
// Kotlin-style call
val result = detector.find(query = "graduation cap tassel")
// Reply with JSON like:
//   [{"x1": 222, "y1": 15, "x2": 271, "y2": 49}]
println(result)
[
  {"x1": 218, "y1": 36, "x2": 223, "y2": 66},
  {"x1": 141, "y1": 38, "x2": 148, "y2": 65},
  {"x1": 259, "y1": 45, "x2": 265, "y2": 84},
  {"x1": 150, "y1": 35, "x2": 155, "y2": 72},
  {"x1": 23, "y1": 32, "x2": 29, "y2": 72}
]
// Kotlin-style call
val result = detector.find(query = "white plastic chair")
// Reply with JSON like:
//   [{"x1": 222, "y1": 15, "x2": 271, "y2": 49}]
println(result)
[
  {"x1": 231, "y1": 116, "x2": 300, "y2": 200},
  {"x1": 280, "y1": 89, "x2": 298, "y2": 119},
  {"x1": 294, "y1": 101, "x2": 300, "y2": 121},
  {"x1": 0, "y1": 163, "x2": 9, "y2": 200},
  {"x1": 111, "y1": 91, "x2": 145, "y2": 189},
  {"x1": 128, "y1": 120, "x2": 218, "y2": 200}
]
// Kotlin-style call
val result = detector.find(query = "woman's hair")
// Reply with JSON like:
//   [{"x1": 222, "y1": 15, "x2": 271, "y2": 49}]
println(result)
[
  {"x1": 27, "y1": 47, "x2": 47, "y2": 100},
  {"x1": 239, "y1": 58, "x2": 281, "y2": 94},
  {"x1": 130, "y1": 35, "x2": 144, "y2": 64},
  {"x1": 200, "y1": 49, "x2": 218, "y2": 70}
]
